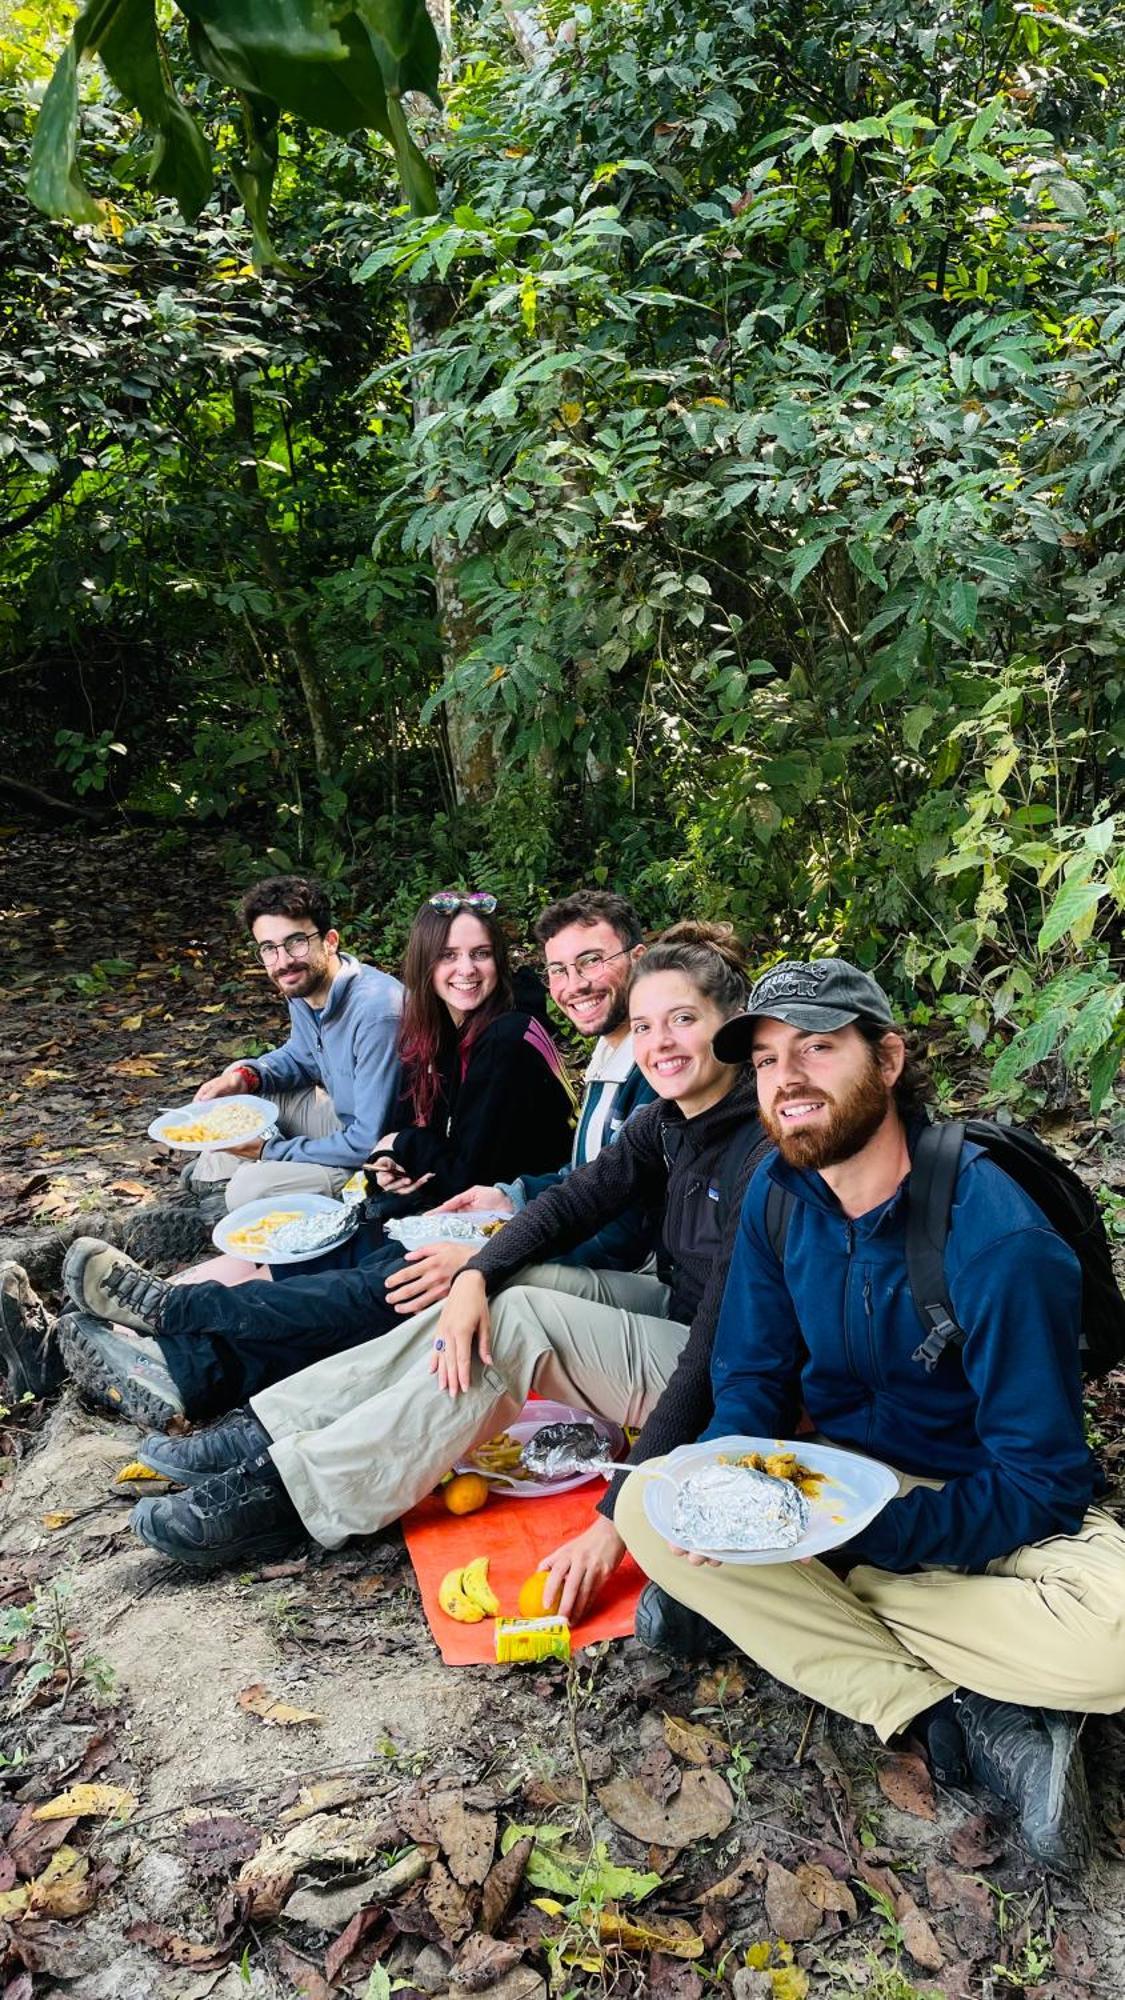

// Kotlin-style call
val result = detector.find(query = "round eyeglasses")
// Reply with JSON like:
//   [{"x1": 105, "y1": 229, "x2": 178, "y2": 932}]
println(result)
[{"x1": 256, "y1": 930, "x2": 320, "y2": 964}]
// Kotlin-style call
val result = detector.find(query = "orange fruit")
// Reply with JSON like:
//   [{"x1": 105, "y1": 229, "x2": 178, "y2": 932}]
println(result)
[
  {"x1": 443, "y1": 1473, "x2": 490, "y2": 1517},
  {"x1": 517, "y1": 1569, "x2": 558, "y2": 1619}
]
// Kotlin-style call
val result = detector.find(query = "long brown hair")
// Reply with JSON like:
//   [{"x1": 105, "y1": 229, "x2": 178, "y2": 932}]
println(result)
[{"x1": 399, "y1": 900, "x2": 514, "y2": 1125}]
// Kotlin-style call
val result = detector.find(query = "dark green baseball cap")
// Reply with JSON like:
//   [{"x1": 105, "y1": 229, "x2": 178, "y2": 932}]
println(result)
[{"x1": 713, "y1": 958, "x2": 895, "y2": 1064}]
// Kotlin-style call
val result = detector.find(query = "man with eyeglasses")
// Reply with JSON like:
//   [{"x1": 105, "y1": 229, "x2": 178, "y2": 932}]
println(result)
[{"x1": 185, "y1": 875, "x2": 403, "y2": 1214}]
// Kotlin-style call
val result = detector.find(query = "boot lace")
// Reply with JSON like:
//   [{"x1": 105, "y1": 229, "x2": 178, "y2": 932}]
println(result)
[{"x1": 104, "y1": 1260, "x2": 168, "y2": 1329}]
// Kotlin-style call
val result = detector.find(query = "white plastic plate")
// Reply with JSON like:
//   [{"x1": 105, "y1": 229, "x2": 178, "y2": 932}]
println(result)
[
  {"x1": 212, "y1": 1191, "x2": 359, "y2": 1266},
  {"x1": 148, "y1": 1095, "x2": 278, "y2": 1153},
  {"x1": 456, "y1": 1399, "x2": 627, "y2": 1500},
  {"x1": 641, "y1": 1434, "x2": 900, "y2": 1565}
]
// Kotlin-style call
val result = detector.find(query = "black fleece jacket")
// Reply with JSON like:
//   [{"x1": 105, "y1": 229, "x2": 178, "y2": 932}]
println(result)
[
  {"x1": 465, "y1": 1072, "x2": 768, "y2": 1516},
  {"x1": 389, "y1": 970, "x2": 574, "y2": 1207}
]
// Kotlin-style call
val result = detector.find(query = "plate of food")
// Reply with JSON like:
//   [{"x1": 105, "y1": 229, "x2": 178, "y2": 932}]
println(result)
[
  {"x1": 455, "y1": 1399, "x2": 627, "y2": 1499},
  {"x1": 213, "y1": 1192, "x2": 360, "y2": 1266},
  {"x1": 641, "y1": 1435, "x2": 899, "y2": 1566},
  {"x1": 148, "y1": 1096, "x2": 279, "y2": 1152}
]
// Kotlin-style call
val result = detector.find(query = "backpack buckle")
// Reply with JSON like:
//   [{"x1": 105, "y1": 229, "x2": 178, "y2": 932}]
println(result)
[{"x1": 912, "y1": 1306, "x2": 960, "y2": 1374}]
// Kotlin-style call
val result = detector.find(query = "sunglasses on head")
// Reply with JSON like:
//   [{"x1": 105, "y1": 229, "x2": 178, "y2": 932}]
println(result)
[{"x1": 428, "y1": 891, "x2": 498, "y2": 916}]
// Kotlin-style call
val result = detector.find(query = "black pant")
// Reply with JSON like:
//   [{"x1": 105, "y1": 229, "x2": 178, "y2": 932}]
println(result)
[{"x1": 158, "y1": 1238, "x2": 409, "y2": 1420}]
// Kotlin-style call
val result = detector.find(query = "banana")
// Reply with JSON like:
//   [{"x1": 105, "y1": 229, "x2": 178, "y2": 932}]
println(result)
[
  {"x1": 438, "y1": 1565, "x2": 485, "y2": 1623},
  {"x1": 460, "y1": 1555, "x2": 500, "y2": 1617}
]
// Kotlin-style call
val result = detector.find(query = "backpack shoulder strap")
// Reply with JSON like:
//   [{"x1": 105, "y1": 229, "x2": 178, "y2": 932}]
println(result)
[
  {"x1": 764, "y1": 1179, "x2": 795, "y2": 1267},
  {"x1": 907, "y1": 1119, "x2": 966, "y2": 1372}
]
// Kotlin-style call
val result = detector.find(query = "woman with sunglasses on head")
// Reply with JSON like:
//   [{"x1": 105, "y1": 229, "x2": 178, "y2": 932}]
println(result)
[
  {"x1": 363, "y1": 891, "x2": 575, "y2": 1212},
  {"x1": 66, "y1": 926, "x2": 772, "y2": 1610}
]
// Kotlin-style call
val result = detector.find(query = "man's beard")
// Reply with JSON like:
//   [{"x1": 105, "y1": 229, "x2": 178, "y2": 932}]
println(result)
[
  {"x1": 762, "y1": 1051, "x2": 892, "y2": 1171},
  {"x1": 271, "y1": 958, "x2": 325, "y2": 1001}
]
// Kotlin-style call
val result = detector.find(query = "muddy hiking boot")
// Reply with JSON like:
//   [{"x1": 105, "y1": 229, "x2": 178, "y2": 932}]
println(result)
[
  {"x1": 634, "y1": 1582, "x2": 729, "y2": 1662},
  {"x1": 957, "y1": 1693, "x2": 1094, "y2": 1876},
  {"x1": 137, "y1": 1407, "x2": 271, "y2": 1485},
  {"x1": 57, "y1": 1312, "x2": 184, "y2": 1429},
  {"x1": 0, "y1": 1262, "x2": 63, "y2": 1401},
  {"x1": 63, "y1": 1237, "x2": 170, "y2": 1339},
  {"x1": 908, "y1": 1693, "x2": 968, "y2": 1788},
  {"x1": 131, "y1": 1454, "x2": 302, "y2": 1569}
]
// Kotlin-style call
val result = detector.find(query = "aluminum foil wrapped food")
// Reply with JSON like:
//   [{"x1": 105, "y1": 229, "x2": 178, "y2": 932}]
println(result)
[
  {"x1": 270, "y1": 1210, "x2": 353, "y2": 1256},
  {"x1": 520, "y1": 1421, "x2": 607, "y2": 1480},
  {"x1": 671, "y1": 1462, "x2": 810, "y2": 1553}
]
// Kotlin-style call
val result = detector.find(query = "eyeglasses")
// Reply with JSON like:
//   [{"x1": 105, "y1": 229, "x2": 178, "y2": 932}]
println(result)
[
  {"x1": 428, "y1": 891, "x2": 498, "y2": 916},
  {"x1": 545, "y1": 947, "x2": 629, "y2": 984},
  {"x1": 256, "y1": 930, "x2": 320, "y2": 964}
]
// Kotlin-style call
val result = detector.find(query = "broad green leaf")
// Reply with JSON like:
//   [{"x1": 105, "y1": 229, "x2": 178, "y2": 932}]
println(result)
[
  {"x1": 98, "y1": 0, "x2": 212, "y2": 217},
  {"x1": 1038, "y1": 877, "x2": 1105, "y2": 954},
  {"x1": 789, "y1": 537, "x2": 833, "y2": 592},
  {"x1": 1063, "y1": 984, "x2": 1125, "y2": 1066},
  {"x1": 27, "y1": 38, "x2": 104, "y2": 223},
  {"x1": 1089, "y1": 1038, "x2": 1124, "y2": 1119}
]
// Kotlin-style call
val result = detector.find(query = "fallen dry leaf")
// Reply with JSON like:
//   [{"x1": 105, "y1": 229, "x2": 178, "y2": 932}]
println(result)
[
  {"x1": 695, "y1": 1850, "x2": 764, "y2": 1904},
  {"x1": 183, "y1": 1815, "x2": 262, "y2": 1879},
  {"x1": 876, "y1": 1750, "x2": 936, "y2": 1821},
  {"x1": 695, "y1": 1662, "x2": 747, "y2": 1704},
  {"x1": 662, "y1": 1713, "x2": 728, "y2": 1767},
  {"x1": 108, "y1": 1180, "x2": 149, "y2": 1198},
  {"x1": 451, "y1": 1934, "x2": 524, "y2": 1989},
  {"x1": 428, "y1": 1790, "x2": 497, "y2": 1888},
  {"x1": 763, "y1": 1861, "x2": 823, "y2": 1943},
  {"x1": 899, "y1": 1903, "x2": 944, "y2": 1972},
  {"x1": 597, "y1": 1768, "x2": 733, "y2": 1846},
  {"x1": 637, "y1": 1741, "x2": 681, "y2": 1805},
  {"x1": 126, "y1": 1921, "x2": 236, "y2": 1970},
  {"x1": 237, "y1": 1683, "x2": 321, "y2": 1728},
  {"x1": 41, "y1": 1513, "x2": 75, "y2": 1532},
  {"x1": 480, "y1": 1835, "x2": 533, "y2": 1935},
  {"x1": 114, "y1": 1461, "x2": 165, "y2": 1484},
  {"x1": 28, "y1": 1845, "x2": 94, "y2": 1920},
  {"x1": 949, "y1": 1813, "x2": 1006, "y2": 1868},
  {"x1": 274, "y1": 1943, "x2": 331, "y2": 2000},
  {"x1": 792, "y1": 1862, "x2": 856, "y2": 1922},
  {"x1": 324, "y1": 1906, "x2": 386, "y2": 1984},
  {"x1": 424, "y1": 1859, "x2": 473, "y2": 1944},
  {"x1": 33, "y1": 1785, "x2": 135, "y2": 1823},
  {"x1": 597, "y1": 1912, "x2": 704, "y2": 1959},
  {"x1": 107, "y1": 1058, "x2": 160, "y2": 1078},
  {"x1": 648, "y1": 1953, "x2": 704, "y2": 2000}
]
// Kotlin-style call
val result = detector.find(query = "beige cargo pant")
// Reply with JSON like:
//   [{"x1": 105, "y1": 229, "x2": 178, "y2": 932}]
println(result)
[
  {"x1": 188, "y1": 1086, "x2": 348, "y2": 1210},
  {"x1": 254, "y1": 1266, "x2": 685, "y2": 1547},
  {"x1": 615, "y1": 1458, "x2": 1125, "y2": 1738}
]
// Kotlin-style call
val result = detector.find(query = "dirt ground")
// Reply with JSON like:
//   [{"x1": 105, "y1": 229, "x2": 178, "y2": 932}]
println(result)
[{"x1": 3, "y1": 816, "x2": 1125, "y2": 1999}]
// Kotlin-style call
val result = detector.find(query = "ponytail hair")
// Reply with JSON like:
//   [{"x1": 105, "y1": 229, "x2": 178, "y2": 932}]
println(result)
[{"x1": 629, "y1": 920, "x2": 750, "y2": 1021}]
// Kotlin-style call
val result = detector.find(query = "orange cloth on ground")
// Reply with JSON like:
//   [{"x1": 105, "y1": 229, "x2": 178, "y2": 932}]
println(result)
[{"x1": 402, "y1": 1483, "x2": 644, "y2": 1665}]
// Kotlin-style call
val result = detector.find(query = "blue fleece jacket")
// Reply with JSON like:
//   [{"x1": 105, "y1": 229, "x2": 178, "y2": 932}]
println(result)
[
  {"x1": 245, "y1": 953, "x2": 403, "y2": 1172},
  {"x1": 705, "y1": 1141, "x2": 1096, "y2": 1574}
]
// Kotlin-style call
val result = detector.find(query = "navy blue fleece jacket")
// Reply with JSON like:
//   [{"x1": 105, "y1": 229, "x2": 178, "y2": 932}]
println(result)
[{"x1": 704, "y1": 1140, "x2": 1096, "y2": 1573}]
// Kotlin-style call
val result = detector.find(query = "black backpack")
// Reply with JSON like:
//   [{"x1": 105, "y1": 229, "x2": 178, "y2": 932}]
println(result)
[{"x1": 764, "y1": 1118, "x2": 1125, "y2": 1381}]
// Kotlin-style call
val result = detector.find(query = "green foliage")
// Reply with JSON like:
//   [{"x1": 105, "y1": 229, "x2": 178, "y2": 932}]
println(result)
[
  {"x1": 27, "y1": 0, "x2": 441, "y2": 249},
  {"x1": 4, "y1": 0, "x2": 1125, "y2": 1118}
]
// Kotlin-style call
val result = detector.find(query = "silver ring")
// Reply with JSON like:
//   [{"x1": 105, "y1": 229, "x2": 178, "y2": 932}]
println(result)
[{"x1": 433, "y1": 1337, "x2": 445, "y2": 1353}]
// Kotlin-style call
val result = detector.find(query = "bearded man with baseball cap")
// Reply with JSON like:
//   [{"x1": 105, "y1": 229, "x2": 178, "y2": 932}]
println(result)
[{"x1": 616, "y1": 958, "x2": 1125, "y2": 1875}]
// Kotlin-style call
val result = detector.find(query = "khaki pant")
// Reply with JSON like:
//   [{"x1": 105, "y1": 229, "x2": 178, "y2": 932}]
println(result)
[
  {"x1": 188, "y1": 1086, "x2": 347, "y2": 1211},
  {"x1": 254, "y1": 1266, "x2": 682, "y2": 1548},
  {"x1": 615, "y1": 1459, "x2": 1125, "y2": 1738}
]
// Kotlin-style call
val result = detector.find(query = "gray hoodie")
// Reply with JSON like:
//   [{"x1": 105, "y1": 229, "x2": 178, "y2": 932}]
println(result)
[{"x1": 246, "y1": 953, "x2": 403, "y2": 1171}]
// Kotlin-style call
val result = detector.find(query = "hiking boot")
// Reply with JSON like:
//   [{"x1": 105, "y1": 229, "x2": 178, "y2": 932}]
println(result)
[
  {"x1": 958, "y1": 1694, "x2": 1094, "y2": 1876},
  {"x1": 57, "y1": 1312, "x2": 184, "y2": 1429},
  {"x1": 122, "y1": 1202, "x2": 215, "y2": 1271},
  {"x1": 62, "y1": 1237, "x2": 170, "y2": 1338},
  {"x1": 131, "y1": 1454, "x2": 303, "y2": 1569},
  {"x1": 634, "y1": 1582, "x2": 729, "y2": 1662},
  {"x1": 136, "y1": 1407, "x2": 272, "y2": 1484},
  {"x1": 908, "y1": 1693, "x2": 968, "y2": 1788},
  {"x1": 179, "y1": 1161, "x2": 230, "y2": 1214},
  {"x1": 0, "y1": 1262, "x2": 63, "y2": 1401}
]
